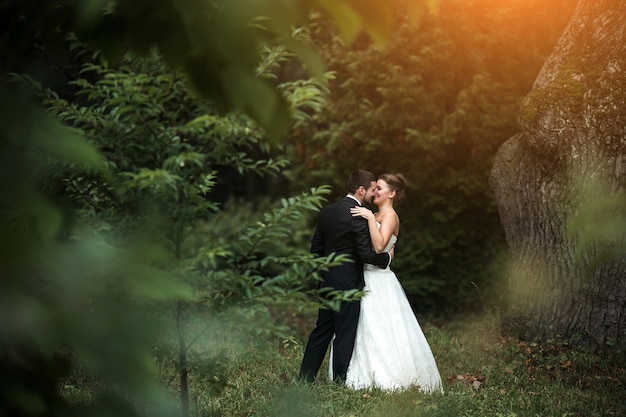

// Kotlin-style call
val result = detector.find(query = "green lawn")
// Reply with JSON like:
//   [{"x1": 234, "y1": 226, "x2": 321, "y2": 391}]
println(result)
[
  {"x1": 59, "y1": 311, "x2": 624, "y2": 416},
  {"x1": 181, "y1": 313, "x2": 626, "y2": 417}
]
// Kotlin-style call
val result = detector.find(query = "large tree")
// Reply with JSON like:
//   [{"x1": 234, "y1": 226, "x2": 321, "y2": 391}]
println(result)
[{"x1": 490, "y1": 0, "x2": 626, "y2": 347}]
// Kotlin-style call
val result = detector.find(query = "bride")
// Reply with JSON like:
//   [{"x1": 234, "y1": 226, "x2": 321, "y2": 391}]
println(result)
[{"x1": 332, "y1": 173, "x2": 443, "y2": 393}]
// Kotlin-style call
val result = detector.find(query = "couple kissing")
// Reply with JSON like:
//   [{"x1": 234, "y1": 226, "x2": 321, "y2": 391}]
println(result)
[{"x1": 299, "y1": 170, "x2": 443, "y2": 393}]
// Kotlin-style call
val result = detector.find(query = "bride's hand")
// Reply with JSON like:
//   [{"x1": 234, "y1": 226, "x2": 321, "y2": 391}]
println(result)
[{"x1": 350, "y1": 206, "x2": 374, "y2": 220}]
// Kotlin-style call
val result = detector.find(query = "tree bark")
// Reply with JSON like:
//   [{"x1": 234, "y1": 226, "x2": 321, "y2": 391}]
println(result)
[{"x1": 489, "y1": 0, "x2": 626, "y2": 347}]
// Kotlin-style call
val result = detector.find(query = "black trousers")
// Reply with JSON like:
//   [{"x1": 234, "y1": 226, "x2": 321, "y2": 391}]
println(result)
[{"x1": 298, "y1": 299, "x2": 360, "y2": 383}]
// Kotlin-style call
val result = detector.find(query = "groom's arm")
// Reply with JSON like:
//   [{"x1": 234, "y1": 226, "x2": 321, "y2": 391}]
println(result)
[
  {"x1": 310, "y1": 222, "x2": 324, "y2": 257},
  {"x1": 310, "y1": 205, "x2": 329, "y2": 257},
  {"x1": 353, "y1": 217, "x2": 391, "y2": 268}
]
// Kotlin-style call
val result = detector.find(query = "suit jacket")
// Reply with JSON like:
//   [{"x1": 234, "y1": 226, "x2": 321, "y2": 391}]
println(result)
[{"x1": 311, "y1": 196, "x2": 390, "y2": 291}]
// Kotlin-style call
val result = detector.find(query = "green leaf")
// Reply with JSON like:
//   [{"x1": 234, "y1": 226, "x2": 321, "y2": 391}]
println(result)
[
  {"x1": 0, "y1": 94, "x2": 103, "y2": 170},
  {"x1": 129, "y1": 270, "x2": 194, "y2": 300},
  {"x1": 314, "y1": 0, "x2": 363, "y2": 45},
  {"x1": 344, "y1": 0, "x2": 394, "y2": 46},
  {"x1": 33, "y1": 198, "x2": 64, "y2": 242},
  {"x1": 221, "y1": 69, "x2": 291, "y2": 140}
]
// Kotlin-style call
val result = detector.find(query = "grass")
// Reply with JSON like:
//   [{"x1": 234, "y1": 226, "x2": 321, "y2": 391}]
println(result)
[
  {"x1": 178, "y1": 312, "x2": 625, "y2": 417},
  {"x1": 60, "y1": 311, "x2": 625, "y2": 417}
]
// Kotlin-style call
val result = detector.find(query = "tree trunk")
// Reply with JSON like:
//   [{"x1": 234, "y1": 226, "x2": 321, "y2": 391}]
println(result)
[
  {"x1": 489, "y1": 0, "x2": 626, "y2": 347},
  {"x1": 176, "y1": 301, "x2": 190, "y2": 417}
]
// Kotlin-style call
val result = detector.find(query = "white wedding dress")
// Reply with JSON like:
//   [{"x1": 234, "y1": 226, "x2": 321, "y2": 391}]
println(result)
[{"x1": 330, "y1": 233, "x2": 444, "y2": 393}]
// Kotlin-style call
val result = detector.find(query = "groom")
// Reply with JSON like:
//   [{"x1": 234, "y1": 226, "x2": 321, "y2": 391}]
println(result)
[{"x1": 298, "y1": 170, "x2": 392, "y2": 383}]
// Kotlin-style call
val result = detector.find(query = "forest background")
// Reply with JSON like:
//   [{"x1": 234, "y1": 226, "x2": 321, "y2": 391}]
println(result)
[{"x1": 3, "y1": 0, "x2": 624, "y2": 416}]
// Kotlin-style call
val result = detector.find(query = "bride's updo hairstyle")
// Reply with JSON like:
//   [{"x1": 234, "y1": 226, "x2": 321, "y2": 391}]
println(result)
[{"x1": 378, "y1": 173, "x2": 407, "y2": 203}]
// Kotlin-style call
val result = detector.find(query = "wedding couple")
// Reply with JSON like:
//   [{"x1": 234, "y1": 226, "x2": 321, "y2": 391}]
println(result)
[{"x1": 298, "y1": 170, "x2": 443, "y2": 393}]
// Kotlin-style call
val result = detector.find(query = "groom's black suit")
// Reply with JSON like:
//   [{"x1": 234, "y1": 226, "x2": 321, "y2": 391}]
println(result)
[{"x1": 299, "y1": 196, "x2": 391, "y2": 383}]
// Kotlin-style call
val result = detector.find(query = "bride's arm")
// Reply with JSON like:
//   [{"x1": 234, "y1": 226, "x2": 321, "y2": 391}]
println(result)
[
  {"x1": 378, "y1": 216, "x2": 397, "y2": 253},
  {"x1": 350, "y1": 207, "x2": 396, "y2": 253}
]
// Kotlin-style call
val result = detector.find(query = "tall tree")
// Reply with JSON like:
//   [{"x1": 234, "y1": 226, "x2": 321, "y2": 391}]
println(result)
[{"x1": 490, "y1": 0, "x2": 626, "y2": 347}]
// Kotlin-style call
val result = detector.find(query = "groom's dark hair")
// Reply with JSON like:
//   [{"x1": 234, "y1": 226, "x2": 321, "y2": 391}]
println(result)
[{"x1": 348, "y1": 170, "x2": 376, "y2": 194}]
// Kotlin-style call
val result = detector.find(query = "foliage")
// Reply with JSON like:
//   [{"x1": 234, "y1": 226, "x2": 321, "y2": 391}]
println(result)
[
  {"x1": 24, "y1": 46, "x2": 363, "y2": 416},
  {"x1": 39, "y1": 50, "x2": 287, "y2": 225},
  {"x1": 1, "y1": 1, "x2": 447, "y2": 416},
  {"x1": 1, "y1": 0, "x2": 437, "y2": 138},
  {"x1": 284, "y1": 0, "x2": 579, "y2": 314},
  {"x1": 0, "y1": 91, "x2": 169, "y2": 415},
  {"x1": 2, "y1": 0, "x2": 599, "y2": 415}
]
